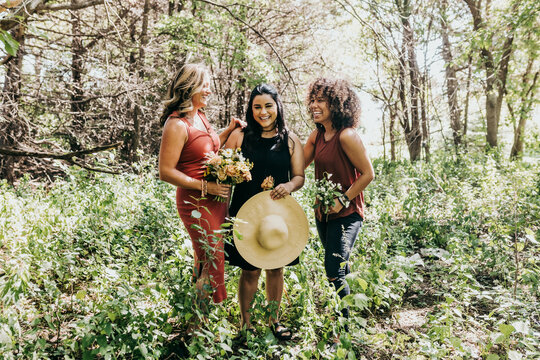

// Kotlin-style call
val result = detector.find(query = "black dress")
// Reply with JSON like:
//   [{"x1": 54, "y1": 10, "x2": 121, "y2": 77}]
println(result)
[{"x1": 226, "y1": 133, "x2": 300, "y2": 270}]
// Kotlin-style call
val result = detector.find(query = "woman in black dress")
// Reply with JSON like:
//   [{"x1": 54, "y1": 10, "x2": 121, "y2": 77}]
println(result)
[{"x1": 224, "y1": 84, "x2": 305, "y2": 340}]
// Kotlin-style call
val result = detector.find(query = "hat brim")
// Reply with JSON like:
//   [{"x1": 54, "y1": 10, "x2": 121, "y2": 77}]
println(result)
[{"x1": 233, "y1": 191, "x2": 309, "y2": 269}]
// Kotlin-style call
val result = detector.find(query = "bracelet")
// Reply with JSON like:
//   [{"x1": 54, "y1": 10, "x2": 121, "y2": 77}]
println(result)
[
  {"x1": 338, "y1": 193, "x2": 350, "y2": 208},
  {"x1": 201, "y1": 179, "x2": 207, "y2": 197}
]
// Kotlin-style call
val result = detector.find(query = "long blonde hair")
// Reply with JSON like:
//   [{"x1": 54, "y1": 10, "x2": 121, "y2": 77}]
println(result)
[{"x1": 160, "y1": 63, "x2": 209, "y2": 126}]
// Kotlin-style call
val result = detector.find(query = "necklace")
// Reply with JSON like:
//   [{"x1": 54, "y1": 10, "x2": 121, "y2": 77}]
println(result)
[{"x1": 261, "y1": 124, "x2": 277, "y2": 133}]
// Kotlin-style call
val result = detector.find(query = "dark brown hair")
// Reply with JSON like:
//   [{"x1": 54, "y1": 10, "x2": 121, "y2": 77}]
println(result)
[{"x1": 306, "y1": 78, "x2": 361, "y2": 130}]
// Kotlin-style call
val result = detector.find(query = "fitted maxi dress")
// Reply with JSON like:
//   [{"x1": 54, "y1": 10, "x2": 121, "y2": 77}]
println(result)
[{"x1": 170, "y1": 110, "x2": 227, "y2": 303}]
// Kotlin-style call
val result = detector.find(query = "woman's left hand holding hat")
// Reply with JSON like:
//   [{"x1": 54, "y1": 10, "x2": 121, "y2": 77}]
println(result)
[{"x1": 270, "y1": 182, "x2": 294, "y2": 200}]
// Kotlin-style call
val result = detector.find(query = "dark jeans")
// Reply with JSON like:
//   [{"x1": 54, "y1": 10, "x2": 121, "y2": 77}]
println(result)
[{"x1": 315, "y1": 212, "x2": 363, "y2": 320}]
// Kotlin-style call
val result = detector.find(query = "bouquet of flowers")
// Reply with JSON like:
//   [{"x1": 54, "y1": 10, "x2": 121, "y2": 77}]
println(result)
[
  {"x1": 203, "y1": 148, "x2": 253, "y2": 201},
  {"x1": 261, "y1": 176, "x2": 275, "y2": 190},
  {"x1": 313, "y1": 172, "x2": 344, "y2": 218}
]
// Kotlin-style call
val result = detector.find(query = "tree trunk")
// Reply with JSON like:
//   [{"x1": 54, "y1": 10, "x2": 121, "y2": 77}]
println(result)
[
  {"x1": 463, "y1": 0, "x2": 516, "y2": 148},
  {"x1": 130, "y1": 0, "x2": 151, "y2": 163},
  {"x1": 485, "y1": 88, "x2": 499, "y2": 147},
  {"x1": 421, "y1": 72, "x2": 429, "y2": 162},
  {"x1": 0, "y1": 25, "x2": 25, "y2": 182},
  {"x1": 389, "y1": 109, "x2": 396, "y2": 161},
  {"x1": 70, "y1": 8, "x2": 85, "y2": 151},
  {"x1": 510, "y1": 58, "x2": 539, "y2": 159},
  {"x1": 440, "y1": 3, "x2": 463, "y2": 146},
  {"x1": 510, "y1": 111, "x2": 526, "y2": 159},
  {"x1": 168, "y1": 0, "x2": 175, "y2": 15},
  {"x1": 463, "y1": 55, "x2": 473, "y2": 137},
  {"x1": 236, "y1": 77, "x2": 246, "y2": 119},
  {"x1": 396, "y1": 0, "x2": 422, "y2": 161}
]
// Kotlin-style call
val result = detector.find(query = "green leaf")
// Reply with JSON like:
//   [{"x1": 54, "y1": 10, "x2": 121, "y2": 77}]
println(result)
[
  {"x1": 508, "y1": 350, "x2": 523, "y2": 360},
  {"x1": 524, "y1": 228, "x2": 537, "y2": 244},
  {"x1": 0, "y1": 30, "x2": 19, "y2": 56},
  {"x1": 493, "y1": 333, "x2": 506, "y2": 344},
  {"x1": 191, "y1": 210, "x2": 201, "y2": 219},
  {"x1": 357, "y1": 278, "x2": 368, "y2": 291},
  {"x1": 498, "y1": 323, "x2": 515, "y2": 336},
  {"x1": 449, "y1": 336, "x2": 462, "y2": 349},
  {"x1": 76, "y1": 290, "x2": 87, "y2": 300},
  {"x1": 107, "y1": 312, "x2": 117, "y2": 322},
  {"x1": 139, "y1": 342, "x2": 148, "y2": 356},
  {"x1": 0, "y1": 329, "x2": 11, "y2": 345},
  {"x1": 220, "y1": 343, "x2": 232, "y2": 352},
  {"x1": 102, "y1": 322, "x2": 112, "y2": 336},
  {"x1": 486, "y1": 354, "x2": 499, "y2": 360}
]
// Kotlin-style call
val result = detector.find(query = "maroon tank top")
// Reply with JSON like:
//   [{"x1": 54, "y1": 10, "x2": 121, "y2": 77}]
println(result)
[{"x1": 314, "y1": 128, "x2": 365, "y2": 221}]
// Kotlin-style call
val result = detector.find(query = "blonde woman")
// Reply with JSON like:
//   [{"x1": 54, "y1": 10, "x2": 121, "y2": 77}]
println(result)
[{"x1": 159, "y1": 63, "x2": 243, "y2": 304}]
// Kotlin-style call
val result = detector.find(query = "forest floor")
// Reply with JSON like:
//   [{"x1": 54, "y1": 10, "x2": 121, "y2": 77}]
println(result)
[{"x1": 1, "y1": 152, "x2": 539, "y2": 359}]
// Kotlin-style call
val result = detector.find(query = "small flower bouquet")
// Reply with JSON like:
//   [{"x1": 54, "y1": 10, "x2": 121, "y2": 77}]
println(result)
[
  {"x1": 313, "y1": 172, "x2": 343, "y2": 217},
  {"x1": 203, "y1": 148, "x2": 253, "y2": 201},
  {"x1": 261, "y1": 176, "x2": 275, "y2": 190}
]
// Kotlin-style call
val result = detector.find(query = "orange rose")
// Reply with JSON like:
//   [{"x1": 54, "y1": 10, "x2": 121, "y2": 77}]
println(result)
[{"x1": 261, "y1": 176, "x2": 274, "y2": 190}]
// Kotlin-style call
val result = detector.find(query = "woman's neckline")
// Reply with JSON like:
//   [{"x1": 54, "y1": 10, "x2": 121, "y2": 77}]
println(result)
[{"x1": 322, "y1": 128, "x2": 339, "y2": 142}]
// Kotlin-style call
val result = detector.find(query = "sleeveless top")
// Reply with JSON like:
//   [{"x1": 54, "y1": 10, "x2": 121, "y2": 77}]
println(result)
[
  {"x1": 229, "y1": 134, "x2": 291, "y2": 217},
  {"x1": 314, "y1": 128, "x2": 365, "y2": 221},
  {"x1": 172, "y1": 110, "x2": 219, "y2": 179}
]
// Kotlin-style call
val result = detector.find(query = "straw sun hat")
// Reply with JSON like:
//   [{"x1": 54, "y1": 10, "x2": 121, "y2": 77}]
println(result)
[{"x1": 233, "y1": 191, "x2": 309, "y2": 269}]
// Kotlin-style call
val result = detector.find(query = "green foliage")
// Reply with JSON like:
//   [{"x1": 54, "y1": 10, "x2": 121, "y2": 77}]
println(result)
[
  {"x1": 0, "y1": 30, "x2": 19, "y2": 56},
  {"x1": 157, "y1": 5, "x2": 278, "y2": 88},
  {"x1": 1, "y1": 149, "x2": 539, "y2": 358}
]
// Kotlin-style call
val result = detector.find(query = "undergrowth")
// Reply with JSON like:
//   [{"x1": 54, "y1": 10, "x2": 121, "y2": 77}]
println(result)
[{"x1": 1, "y1": 150, "x2": 538, "y2": 359}]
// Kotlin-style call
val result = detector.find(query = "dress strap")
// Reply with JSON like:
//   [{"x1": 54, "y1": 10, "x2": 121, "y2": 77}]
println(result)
[{"x1": 198, "y1": 111, "x2": 212, "y2": 133}]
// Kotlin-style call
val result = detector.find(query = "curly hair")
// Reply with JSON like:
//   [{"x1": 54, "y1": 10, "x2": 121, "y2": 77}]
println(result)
[
  {"x1": 243, "y1": 83, "x2": 288, "y2": 153},
  {"x1": 160, "y1": 63, "x2": 209, "y2": 126},
  {"x1": 306, "y1": 78, "x2": 361, "y2": 130}
]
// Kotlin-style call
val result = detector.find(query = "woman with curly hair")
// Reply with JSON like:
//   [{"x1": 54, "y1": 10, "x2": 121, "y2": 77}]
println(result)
[{"x1": 303, "y1": 77, "x2": 374, "y2": 337}]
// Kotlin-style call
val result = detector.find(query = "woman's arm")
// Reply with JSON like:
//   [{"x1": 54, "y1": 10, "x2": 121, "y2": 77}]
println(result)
[
  {"x1": 340, "y1": 128, "x2": 374, "y2": 199},
  {"x1": 223, "y1": 127, "x2": 244, "y2": 150},
  {"x1": 270, "y1": 132, "x2": 305, "y2": 200},
  {"x1": 303, "y1": 129, "x2": 317, "y2": 169},
  {"x1": 159, "y1": 119, "x2": 231, "y2": 198},
  {"x1": 159, "y1": 119, "x2": 200, "y2": 189},
  {"x1": 327, "y1": 128, "x2": 374, "y2": 214},
  {"x1": 219, "y1": 117, "x2": 246, "y2": 146}
]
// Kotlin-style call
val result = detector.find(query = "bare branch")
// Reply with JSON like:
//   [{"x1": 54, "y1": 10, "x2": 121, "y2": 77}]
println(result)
[
  {"x1": 0, "y1": 53, "x2": 13, "y2": 64},
  {"x1": 0, "y1": 0, "x2": 43, "y2": 31},
  {"x1": 197, "y1": 0, "x2": 306, "y2": 123},
  {"x1": 1, "y1": 0, "x2": 105, "y2": 31},
  {"x1": 36, "y1": 0, "x2": 104, "y2": 12},
  {"x1": 66, "y1": 157, "x2": 121, "y2": 174},
  {"x1": 0, "y1": 142, "x2": 122, "y2": 159}
]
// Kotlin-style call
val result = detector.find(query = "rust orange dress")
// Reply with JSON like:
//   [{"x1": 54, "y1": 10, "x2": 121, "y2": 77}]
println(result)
[{"x1": 171, "y1": 110, "x2": 227, "y2": 303}]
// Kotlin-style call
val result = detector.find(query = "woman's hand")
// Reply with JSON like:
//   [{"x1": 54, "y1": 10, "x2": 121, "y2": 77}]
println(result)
[
  {"x1": 206, "y1": 182, "x2": 232, "y2": 198},
  {"x1": 227, "y1": 116, "x2": 246, "y2": 132},
  {"x1": 270, "y1": 182, "x2": 294, "y2": 200},
  {"x1": 326, "y1": 198, "x2": 343, "y2": 214}
]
